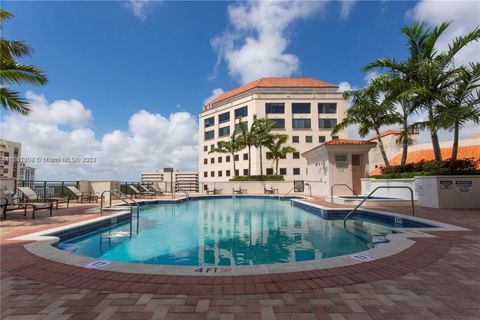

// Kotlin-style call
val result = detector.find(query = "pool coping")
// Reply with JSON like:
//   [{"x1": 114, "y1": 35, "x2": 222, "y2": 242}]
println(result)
[{"x1": 9, "y1": 195, "x2": 468, "y2": 276}]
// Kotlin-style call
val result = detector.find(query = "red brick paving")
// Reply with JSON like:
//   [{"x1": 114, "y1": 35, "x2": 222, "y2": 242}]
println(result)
[{"x1": 1, "y1": 199, "x2": 480, "y2": 319}]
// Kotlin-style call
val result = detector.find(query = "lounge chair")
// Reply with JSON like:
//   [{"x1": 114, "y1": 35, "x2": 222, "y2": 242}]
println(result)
[
  {"x1": 66, "y1": 186, "x2": 98, "y2": 203},
  {"x1": 205, "y1": 184, "x2": 220, "y2": 195},
  {"x1": 140, "y1": 185, "x2": 162, "y2": 196},
  {"x1": 18, "y1": 187, "x2": 69, "y2": 209},
  {"x1": 129, "y1": 185, "x2": 154, "y2": 198},
  {"x1": 1, "y1": 190, "x2": 53, "y2": 219},
  {"x1": 264, "y1": 184, "x2": 278, "y2": 194},
  {"x1": 150, "y1": 184, "x2": 165, "y2": 195},
  {"x1": 233, "y1": 184, "x2": 246, "y2": 194}
]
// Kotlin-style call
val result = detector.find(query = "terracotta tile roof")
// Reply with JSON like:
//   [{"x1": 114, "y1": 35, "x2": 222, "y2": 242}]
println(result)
[
  {"x1": 206, "y1": 77, "x2": 338, "y2": 106},
  {"x1": 369, "y1": 145, "x2": 480, "y2": 175},
  {"x1": 325, "y1": 139, "x2": 375, "y2": 145},
  {"x1": 368, "y1": 130, "x2": 402, "y2": 141}
]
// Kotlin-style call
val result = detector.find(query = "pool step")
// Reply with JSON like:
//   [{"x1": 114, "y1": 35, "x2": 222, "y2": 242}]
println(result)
[{"x1": 339, "y1": 220, "x2": 391, "y2": 246}]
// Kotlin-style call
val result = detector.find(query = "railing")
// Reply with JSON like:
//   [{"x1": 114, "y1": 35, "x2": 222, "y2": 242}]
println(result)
[
  {"x1": 174, "y1": 185, "x2": 190, "y2": 199},
  {"x1": 330, "y1": 184, "x2": 357, "y2": 203},
  {"x1": 280, "y1": 186, "x2": 295, "y2": 200},
  {"x1": 100, "y1": 190, "x2": 140, "y2": 236},
  {"x1": 343, "y1": 186, "x2": 415, "y2": 227},
  {"x1": 305, "y1": 183, "x2": 312, "y2": 197}
]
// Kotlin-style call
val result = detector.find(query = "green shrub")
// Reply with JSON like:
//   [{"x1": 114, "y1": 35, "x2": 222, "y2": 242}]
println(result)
[
  {"x1": 229, "y1": 175, "x2": 285, "y2": 181},
  {"x1": 377, "y1": 158, "x2": 479, "y2": 178}
]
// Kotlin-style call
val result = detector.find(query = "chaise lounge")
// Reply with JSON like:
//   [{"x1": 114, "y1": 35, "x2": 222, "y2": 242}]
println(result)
[
  {"x1": 18, "y1": 187, "x2": 70, "y2": 209},
  {"x1": 66, "y1": 186, "x2": 98, "y2": 203},
  {"x1": 1, "y1": 190, "x2": 53, "y2": 219},
  {"x1": 129, "y1": 185, "x2": 154, "y2": 198}
]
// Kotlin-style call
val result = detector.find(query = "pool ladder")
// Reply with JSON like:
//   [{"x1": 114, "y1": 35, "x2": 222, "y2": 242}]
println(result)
[
  {"x1": 343, "y1": 186, "x2": 415, "y2": 227},
  {"x1": 100, "y1": 190, "x2": 140, "y2": 237},
  {"x1": 330, "y1": 184, "x2": 358, "y2": 203}
]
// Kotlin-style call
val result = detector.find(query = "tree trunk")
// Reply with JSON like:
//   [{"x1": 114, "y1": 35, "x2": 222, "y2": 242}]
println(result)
[
  {"x1": 427, "y1": 103, "x2": 442, "y2": 161},
  {"x1": 450, "y1": 121, "x2": 460, "y2": 166},
  {"x1": 259, "y1": 146, "x2": 263, "y2": 176},
  {"x1": 375, "y1": 128, "x2": 390, "y2": 167},
  {"x1": 232, "y1": 152, "x2": 236, "y2": 177},
  {"x1": 247, "y1": 145, "x2": 251, "y2": 176},
  {"x1": 275, "y1": 158, "x2": 279, "y2": 175},
  {"x1": 400, "y1": 117, "x2": 408, "y2": 166}
]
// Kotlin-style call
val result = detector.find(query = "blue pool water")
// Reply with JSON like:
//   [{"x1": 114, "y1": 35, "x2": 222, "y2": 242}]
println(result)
[{"x1": 59, "y1": 197, "x2": 404, "y2": 266}]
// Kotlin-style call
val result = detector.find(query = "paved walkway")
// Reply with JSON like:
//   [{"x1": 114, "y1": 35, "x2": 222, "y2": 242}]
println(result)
[{"x1": 1, "y1": 198, "x2": 479, "y2": 319}]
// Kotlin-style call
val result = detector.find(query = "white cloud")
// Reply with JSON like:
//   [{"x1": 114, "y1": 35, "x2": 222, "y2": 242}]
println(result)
[
  {"x1": 0, "y1": 92, "x2": 198, "y2": 180},
  {"x1": 406, "y1": 0, "x2": 480, "y2": 65},
  {"x1": 126, "y1": 0, "x2": 160, "y2": 21},
  {"x1": 339, "y1": 0, "x2": 358, "y2": 20},
  {"x1": 203, "y1": 88, "x2": 225, "y2": 105},
  {"x1": 211, "y1": 1, "x2": 327, "y2": 84}
]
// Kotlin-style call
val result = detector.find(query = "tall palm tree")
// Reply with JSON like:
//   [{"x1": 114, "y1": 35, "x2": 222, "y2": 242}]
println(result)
[
  {"x1": 332, "y1": 86, "x2": 400, "y2": 167},
  {"x1": 436, "y1": 63, "x2": 480, "y2": 164},
  {"x1": 365, "y1": 22, "x2": 480, "y2": 161},
  {"x1": 237, "y1": 120, "x2": 256, "y2": 176},
  {"x1": 1, "y1": 9, "x2": 48, "y2": 115},
  {"x1": 251, "y1": 116, "x2": 275, "y2": 176},
  {"x1": 265, "y1": 134, "x2": 296, "y2": 175},
  {"x1": 209, "y1": 133, "x2": 245, "y2": 178}
]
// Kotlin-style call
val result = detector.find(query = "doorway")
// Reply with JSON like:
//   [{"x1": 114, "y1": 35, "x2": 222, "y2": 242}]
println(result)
[{"x1": 351, "y1": 154, "x2": 362, "y2": 194}]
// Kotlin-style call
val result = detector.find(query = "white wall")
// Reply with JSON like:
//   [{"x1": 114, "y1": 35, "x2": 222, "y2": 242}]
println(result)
[{"x1": 361, "y1": 178, "x2": 416, "y2": 199}]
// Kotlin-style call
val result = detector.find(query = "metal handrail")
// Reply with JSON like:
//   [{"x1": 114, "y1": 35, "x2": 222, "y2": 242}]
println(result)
[
  {"x1": 331, "y1": 184, "x2": 358, "y2": 202},
  {"x1": 175, "y1": 185, "x2": 190, "y2": 199},
  {"x1": 305, "y1": 183, "x2": 312, "y2": 197},
  {"x1": 280, "y1": 186, "x2": 295, "y2": 200},
  {"x1": 343, "y1": 186, "x2": 415, "y2": 227},
  {"x1": 100, "y1": 190, "x2": 139, "y2": 218}
]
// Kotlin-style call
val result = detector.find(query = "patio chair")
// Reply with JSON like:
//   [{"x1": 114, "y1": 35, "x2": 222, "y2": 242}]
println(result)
[
  {"x1": 18, "y1": 187, "x2": 69, "y2": 209},
  {"x1": 129, "y1": 185, "x2": 154, "y2": 198},
  {"x1": 205, "y1": 184, "x2": 219, "y2": 195},
  {"x1": 150, "y1": 184, "x2": 165, "y2": 195},
  {"x1": 1, "y1": 190, "x2": 53, "y2": 219},
  {"x1": 233, "y1": 184, "x2": 246, "y2": 194},
  {"x1": 140, "y1": 185, "x2": 162, "y2": 196},
  {"x1": 66, "y1": 186, "x2": 98, "y2": 203},
  {"x1": 264, "y1": 184, "x2": 278, "y2": 194}
]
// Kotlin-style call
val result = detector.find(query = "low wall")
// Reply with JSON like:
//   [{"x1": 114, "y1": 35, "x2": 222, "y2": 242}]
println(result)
[
  {"x1": 361, "y1": 178, "x2": 416, "y2": 199},
  {"x1": 209, "y1": 181, "x2": 295, "y2": 195},
  {"x1": 415, "y1": 175, "x2": 480, "y2": 209}
]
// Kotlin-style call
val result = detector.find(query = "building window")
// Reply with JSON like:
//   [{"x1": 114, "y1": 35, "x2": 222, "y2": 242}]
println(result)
[
  {"x1": 266, "y1": 152, "x2": 272, "y2": 159},
  {"x1": 210, "y1": 144, "x2": 215, "y2": 150},
  {"x1": 319, "y1": 118, "x2": 337, "y2": 128},
  {"x1": 203, "y1": 145, "x2": 207, "y2": 152},
  {"x1": 218, "y1": 157, "x2": 222, "y2": 163},
  {"x1": 210, "y1": 158, "x2": 215, "y2": 164},
  {"x1": 292, "y1": 103, "x2": 311, "y2": 114},
  {"x1": 219, "y1": 112, "x2": 230, "y2": 123},
  {"x1": 205, "y1": 130, "x2": 214, "y2": 140},
  {"x1": 292, "y1": 119, "x2": 311, "y2": 129},
  {"x1": 293, "y1": 152, "x2": 300, "y2": 159},
  {"x1": 305, "y1": 136, "x2": 312, "y2": 143},
  {"x1": 243, "y1": 169, "x2": 249, "y2": 176},
  {"x1": 235, "y1": 170, "x2": 239, "y2": 176},
  {"x1": 319, "y1": 136, "x2": 326, "y2": 143},
  {"x1": 235, "y1": 121, "x2": 248, "y2": 133},
  {"x1": 318, "y1": 103, "x2": 337, "y2": 114},
  {"x1": 204, "y1": 172, "x2": 208, "y2": 177},
  {"x1": 279, "y1": 168, "x2": 287, "y2": 175},
  {"x1": 293, "y1": 168, "x2": 300, "y2": 175},
  {"x1": 243, "y1": 153, "x2": 248, "y2": 160},
  {"x1": 211, "y1": 171, "x2": 215, "y2": 177},
  {"x1": 266, "y1": 168, "x2": 273, "y2": 175},
  {"x1": 332, "y1": 135, "x2": 339, "y2": 140},
  {"x1": 218, "y1": 171, "x2": 223, "y2": 177},
  {"x1": 335, "y1": 154, "x2": 348, "y2": 162},
  {"x1": 270, "y1": 119, "x2": 285, "y2": 129},
  {"x1": 265, "y1": 103, "x2": 285, "y2": 114},
  {"x1": 226, "y1": 170, "x2": 231, "y2": 177},
  {"x1": 235, "y1": 106, "x2": 248, "y2": 119},
  {"x1": 226, "y1": 156, "x2": 230, "y2": 162},
  {"x1": 204, "y1": 117, "x2": 215, "y2": 128},
  {"x1": 219, "y1": 126, "x2": 230, "y2": 137},
  {"x1": 292, "y1": 136, "x2": 299, "y2": 143},
  {"x1": 234, "y1": 154, "x2": 239, "y2": 161},
  {"x1": 203, "y1": 159, "x2": 208, "y2": 164}
]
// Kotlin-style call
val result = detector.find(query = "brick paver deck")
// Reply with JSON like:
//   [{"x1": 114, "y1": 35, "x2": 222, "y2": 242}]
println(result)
[{"x1": 1, "y1": 198, "x2": 479, "y2": 319}]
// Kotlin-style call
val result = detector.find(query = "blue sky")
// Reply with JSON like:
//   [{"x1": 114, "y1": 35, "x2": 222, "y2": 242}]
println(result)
[{"x1": 1, "y1": 0, "x2": 478, "y2": 180}]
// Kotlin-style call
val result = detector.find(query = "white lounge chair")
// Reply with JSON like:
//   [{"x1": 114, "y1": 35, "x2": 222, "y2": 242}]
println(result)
[
  {"x1": 66, "y1": 186, "x2": 98, "y2": 203},
  {"x1": 205, "y1": 184, "x2": 221, "y2": 195},
  {"x1": 233, "y1": 184, "x2": 246, "y2": 194},
  {"x1": 18, "y1": 187, "x2": 69, "y2": 209},
  {"x1": 140, "y1": 185, "x2": 163, "y2": 196},
  {"x1": 129, "y1": 185, "x2": 154, "y2": 198},
  {"x1": 264, "y1": 184, "x2": 278, "y2": 194},
  {"x1": 149, "y1": 184, "x2": 165, "y2": 195}
]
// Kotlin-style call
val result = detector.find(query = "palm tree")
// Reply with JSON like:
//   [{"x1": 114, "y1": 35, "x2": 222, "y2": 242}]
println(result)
[
  {"x1": 237, "y1": 120, "x2": 256, "y2": 176},
  {"x1": 209, "y1": 133, "x2": 244, "y2": 178},
  {"x1": 1, "y1": 9, "x2": 48, "y2": 115},
  {"x1": 251, "y1": 116, "x2": 275, "y2": 176},
  {"x1": 365, "y1": 22, "x2": 480, "y2": 161},
  {"x1": 332, "y1": 85, "x2": 400, "y2": 167},
  {"x1": 436, "y1": 63, "x2": 480, "y2": 164},
  {"x1": 265, "y1": 134, "x2": 296, "y2": 174}
]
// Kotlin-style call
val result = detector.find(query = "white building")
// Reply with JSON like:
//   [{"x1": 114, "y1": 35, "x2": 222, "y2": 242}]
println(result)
[
  {"x1": 199, "y1": 77, "x2": 348, "y2": 183},
  {"x1": 0, "y1": 139, "x2": 21, "y2": 180},
  {"x1": 141, "y1": 169, "x2": 199, "y2": 193},
  {"x1": 19, "y1": 163, "x2": 36, "y2": 183}
]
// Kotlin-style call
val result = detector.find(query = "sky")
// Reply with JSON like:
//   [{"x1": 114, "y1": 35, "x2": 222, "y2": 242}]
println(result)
[{"x1": 1, "y1": 0, "x2": 479, "y2": 180}]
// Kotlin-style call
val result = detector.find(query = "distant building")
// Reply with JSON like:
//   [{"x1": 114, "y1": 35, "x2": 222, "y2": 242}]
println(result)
[
  {"x1": 141, "y1": 169, "x2": 199, "y2": 193},
  {"x1": 20, "y1": 163, "x2": 36, "y2": 183},
  {"x1": 199, "y1": 77, "x2": 348, "y2": 183},
  {"x1": 0, "y1": 139, "x2": 21, "y2": 179}
]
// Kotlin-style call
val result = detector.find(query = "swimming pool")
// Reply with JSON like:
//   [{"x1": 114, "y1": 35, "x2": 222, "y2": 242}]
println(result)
[{"x1": 57, "y1": 197, "x2": 432, "y2": 267}]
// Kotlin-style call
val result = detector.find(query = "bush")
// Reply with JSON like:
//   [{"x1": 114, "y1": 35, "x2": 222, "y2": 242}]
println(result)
[
  {"x1": 229, "y1": 175, "x2": 285, "y2": 181},
  {"x1": 373, "y1": 158, "x2": 480, "y2": 179}
]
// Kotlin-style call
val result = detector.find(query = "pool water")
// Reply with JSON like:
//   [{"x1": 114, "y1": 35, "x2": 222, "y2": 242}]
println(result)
[{"x1": 59, "y1": 197, "x2": 394, "y2": 266}]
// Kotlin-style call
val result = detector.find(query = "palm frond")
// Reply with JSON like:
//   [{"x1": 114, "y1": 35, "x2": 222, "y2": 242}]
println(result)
[
  {"x1": 0, "y1": 39, "x2": 33, "y2": 60},
  {"x1": 0, "y1": 87, "x2": 30, "y2": 115},
  {"x1": 0, "y1": 60, "x2": 48, "y2": 85}
]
